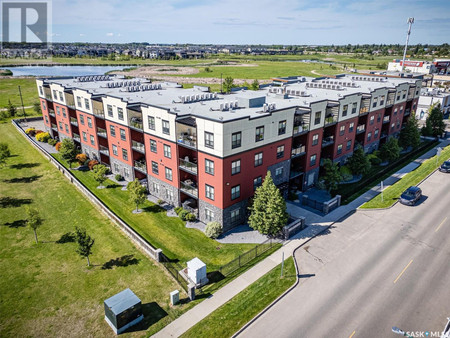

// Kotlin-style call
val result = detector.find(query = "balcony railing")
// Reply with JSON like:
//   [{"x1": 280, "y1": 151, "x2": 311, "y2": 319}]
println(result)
[
  {"x1": 93, "y1": 109, "x2": 105, "y2": 118},
  {"x1": 49, "y1": 110, "x2": 55, "y2": 117},
  {"x1": 356, "y1": 125, "x2": 365, "y2": 134},
  {"x1": 70, "y1": 117, "x2": 78, "y2": 126},
  {"x1": 404, "y1": 109, "x2": 411, "y2": 116},
  {"x1": 322, "y1": 136, "x2": 334, "y2": 147},
  {"x1": 177, "y1": 134, "x2": 197, "y2": 148},
  {"x1": 67, "y1": 101, "x2": 76, "y2": 109},
  {"x1": 386, "y1": 99, "x2": 395, "y2": 106},
  {"x1": 380, "y1": 132, "x2": 387, "y2": 138},
  {"x1": 179, "y1": 158, "x2": 198, "y2": 174},
  {"x1": 73, "y1": 133, "x2": 81, "y2": 142},
  {"x1": 134, "y1": 160, "x2": 147, "y2": 173},
  {"x1": 99, "y1": 145, "x2": 109, "y2": 156},
  {"x1": 97, "y1": 127, "x2": 107, "y2": 138},
  {"x1": 51, "y1": 123, "x2": 58, "y2": 131},
  {"x1": 180, "y1": 180, "x2": 198, "y2": 198},
  {"x1": 359, "y1": 106, "x2": 369, "y2": 115},
  {"x1": 293, "y1": 124, "x2": 309, "y2": 135},
  {"x1": 130, "y1": 119, "x2": 143, "y2": 130},
  {"x1": 324, "y1": 116, "x2": 337, "y2": 126},
  {"x1": 291, "y1": 145, "x2": 306, "y2": 158},
  {"x1": 131, "y1": 140, "x2": 145, "y2": 153},
  {"x1": 289, "y1": 169, "x2": 304, "y2": 179},
  {"x1": 383, "y1": 116, "x2": 390, "y2": 124},
  {"x1": 45, "y1": 94, "x2": 52, "y2": 101}
]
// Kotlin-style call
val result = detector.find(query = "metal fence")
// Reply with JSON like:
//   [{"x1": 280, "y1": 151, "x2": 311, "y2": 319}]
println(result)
[
  {"x1": 219, "y1": 238, "x2": 280, "y2": 277},
  {"x1": 160, "y1": 255, "x2": 190, "y2": 292}
]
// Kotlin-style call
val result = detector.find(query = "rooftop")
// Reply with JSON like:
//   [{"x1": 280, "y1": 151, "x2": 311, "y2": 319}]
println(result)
[{"x1": 104, "y1": 288, "x2": 141, "y2": 315}]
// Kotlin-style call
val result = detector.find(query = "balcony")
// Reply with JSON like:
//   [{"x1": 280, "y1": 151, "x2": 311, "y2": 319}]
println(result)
[
  {"x1": 383, "y1": 116, "x2": 390, "y2": 124},
  {"x1": 131, "y1": 140, "x2": 145, "y2": 153},
  {"x1": 324, "y1": 115, "x2": 337, "y2": 126},
  {"x1": 45, "y1": 94, "x2": 52, "y2": 101},
  {"x1": 359, "y1": 106, "x2": 369, "y2": 115},
  {"x1": 179, "y1": 157, "x2": 198, "y2": 174},
  {"x1": 177, "y1": 134, "x2": 197, "y2": 149},
  {"x1": 134, "y1": 160, "x2": 147, "y2": 173},
  {"x1": 291, "y1": 145, "x2": 306, "y2": 158},
  {"x1": 49, "y1": 110, "x2": 55, "y2": 117},
  {"x1": 289, "y1": 169, "x2": 304, "y2": 179},
  {"x1": 93, "y1": 109, "x2": 105, "y2": 118},
  {"x1": 386, "y1": 99, "x2": 395, "y2": 106},
  {"x1": 380, "y1": 132, "x2": 387, "y2": 138},
  {"x1": 97, "y1": 127, "x2": 107, "y2": 138},
  {"x1": 67, "y1": 102, "x2": 76, "y2": 109},
  {"x1": 99, "y1": 145, "x2": 109, "y2": 156},
  {"x1": 293, "y1": 124, "x2": 309, "y2": 135},
  {"x1": 356, "y1": 125, "x2": 365, "y2": 134},
  {"x1": 404, "y1": 109, "x2": 411, "y2": 116},
  {"x1": 322, "y1": 136, "x2": 334, "y2": 147},
  {"x1": 73, "y1": 133, "x2": 81, "y2": 143},
  {"x1": 180, "y1": 180, "x2": 198, "y2": 198},
  {"x1": 70, "y1": 117, "x2": 78, "y2": 126},
  {"x1": 130, "y1": 117, "x2": 143, "y2": 131},
  {"x1": 51, "y1": 123, "x2": 58, "y2": 131}
]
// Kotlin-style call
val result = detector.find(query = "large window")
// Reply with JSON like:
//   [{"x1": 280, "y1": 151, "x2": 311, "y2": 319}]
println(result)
[
  {"x1": 253, "y1": 177, "x2": 262, "y2": 191},
  {"x1": 337, "y1": 144, "x2": 343, "y2": 155},
  {"x1": 79, "y1": 115, "x2": 85, "y2": 125},
  {"x1": 255, "y1": 126, "x2": 264, "y2": 142},
  {"x1": 231, "y1": 160, "x2": 241, "y2": 175},
  {"x1": 372, "y1": 97, "x2": 378, "y2": 108},
  {"x1": 380, "y1": 95, "x2": 385, "y2": 105},
  {"x1": 278, "y1": 120, "x2": 286, "y2": 135},
  {"x1": 150, "y1": 139, "x2": 157, "y2": 153},
  {"x1": 310, "y1": 154, "x2": 317, "y2": 166},
  {"x1": 122, "y1": 148, "x2": 128, "y2": 161},
  {"x1": 314, "y1": 111, "x2": 321, "y2": 125},
  {"x1": 62, "y1": 108, "x2": 66, "y2": 117},
  {"x1": 64, "y1": 124, "x2": 69, "y2": 133},
  {"x1": 352, "y1": 103, "x2": 357, "y2": 114},
  {"x1": 312, "y1": 134, "x2": 319, "y2": 146},
  {"x1": 107, "y1": 104, "x2": 113, "y2": 117},
  {"x1": 165, "y1": 167, "x2": 173, "y2": 181},
  {"x1": 275, "y1": 167, "x2": 283, "y2": 177},
  {"x1": 205, "y1": 208, "x2": 214, "y2": 222},
  {"x1": 340, "y1": 125, "x2": 345, "y2": 136},
  {"x1": 370, "y1": 115, "x2": 374, "y2": 125},
  {"x1": 231, "y1": 185, "x2": 241, "y2": 200},
  {"x1": 231, "y1": 208, "x2": 240, "y2": 224},
  {"x1": 346, "y1": 140, "x2": 352, "y2": 150},
  {"x1": 77, "y1": 96, "x2": 82, "y2": 107},
  {"x1": 56, "y1": 106, "x2": 60, "y2": 115},
  {"x1": 205, "y1": 159, "x2": 214, "y2": 175},
  {"x1": 87, "y1": 117, "x2": 92, "y2": 128},
  {"x1": 82, "y1": 132, "x2": 87, "y2": 142},
  {"x1": 232, "y1": 132, "x2": 241, "y2": 149},
  {"x1": 148, "y1": 116, "x2": 155, "y2": 130},
  {"x1": 90, "y1": 135, "x2": 95, "y2": 145},
  {"x1": 117, "y1": 107, "x2": 124, "y2": 120},
  {"x1": 163, "y1": 144, "x2": 171, "y2": 158},
  {"x1": 276, "y1": 145, "x2": 285, "y2": 159},
  {"x1": 374, "y1": 129, "x2": 379, "y2": 138},
  {"x1": 84, "y1": 98, "x2": 90, "y2": 110},
  {"x1": 342, "y1": 105, "x2": 348, "y2": 117},
  {"x1": 349, "y1": 122, "x2": 354, "y2": 133},
  {"x1": 152, "y1": 161, "x2": 158, "y2": 174},
  {"x1": 110, "y1": 125, "x2": 115, "y2": 137},
  {"x1": 205, "y1": 132, "x2": 214, "y2": 148},
  {"x1": 162, "y1": 120, "x2": 170, "y2": 134},
  {"x1": 254, "y1": 152, "x2": 263, "y2": 167},
  {"x1": 367, "y1": 132, "x2": 372, "y2": 142},
  {"x1": 205, "y1": 184, "x2": 215, "y2": 200},
  {"x1": 120, "y1": 128, "x2": 126, "y2": 141},
  {"x1": 112, "y1": 144, "x2": 118, "y2": 156}
]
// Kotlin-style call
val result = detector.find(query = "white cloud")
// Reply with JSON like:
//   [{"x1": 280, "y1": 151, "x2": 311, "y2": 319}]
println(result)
[
  {"x1": 79, "y1": 33, "x2": 85, "y2": 37},
  {"x1": 106, "y1": 32, "x2": 114, "y2": 36}
]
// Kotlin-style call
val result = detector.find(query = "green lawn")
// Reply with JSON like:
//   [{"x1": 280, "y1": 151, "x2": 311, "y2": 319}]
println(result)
[
  {"x1": 182, "y1": 257, "x2": 296, "y2": 338},
  {"x1": 361, "y1": 145, "x2": 450, "y2": 208},
  {"x1": 0, "y1": 122, "x2": 196, "y2": 337},
  {"x1": 0, "y1": 78, "x2": 39, "y2": 108}
]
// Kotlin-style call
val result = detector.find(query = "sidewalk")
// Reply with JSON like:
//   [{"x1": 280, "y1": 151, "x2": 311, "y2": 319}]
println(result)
[{"x1": 153, "y1": 138, "x2": 449, "y2": 338}]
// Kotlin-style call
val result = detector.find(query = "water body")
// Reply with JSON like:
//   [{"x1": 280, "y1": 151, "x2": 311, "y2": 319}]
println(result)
[{"x1": 0, "y1": 65, "x2": 128, "y2": 77}]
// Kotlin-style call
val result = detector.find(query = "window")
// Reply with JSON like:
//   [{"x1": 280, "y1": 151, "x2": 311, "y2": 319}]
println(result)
[
  {"x1": 380, "y1": 95, "x2": 385, "y2": 105},
  {"x1": 65, "y1": 124, "x2": 69, "y2": 133},
  {"x1": 255, "y1": 126, "x2": 264, "y2": 142},
  {"x1": 163, "y1": 144, "x2": 171, "y2": 158},
  {"x1": 162, "y1": 120, "x2": 170, "y2": 135},
  {"x1": 39, "y1": 86, "x2": 43, "y2": 95},
  {"x1": 396, "y1": 121, "x2": 401, "y2": 129},
  {"x1": 231, "y1": 160, "x2": 241, "y2": 175},
  {"x1": 391, "y1": 122, "x2": 395, "y2": 129},
  {"x1": 152, "y1": 161, "x2": 158, "y2": 174},
  {"x1": 377, "y1": 113, "x2": 381, "y2": 123},
  {"x1": 314, "y1": 111, "x2": 321, "y2": 125},
  {"x1": 152, "y1": 182, "x2": 159, "y2": 194},
  {"x1": 84, "y1": 98, "x2": 90, "y2": 110},
  {"x1": 402, "y1": 90, "x2": 406, "y2": 99},
  {"x1": 275, "y1": 167, "x2": 283, "y2": 177},
  {"x1": 110, "y1": 125, "x2": 115, "y2": 137},
  {"x1": 114, "y1": 163, "x2": 119, "y2": 173},
  {"x1": 367, "y1": 132, "x2": 372, "y2": 142},
  {"x1": 231, "y1": 209, "x2": 240, "y2": 224},
  {"x1": 312, "y1": 134, "x2": 319, "y2": 146},
  {"x1": 87, "y1": 117, "x2": 92, "y2": 128},
  {"x1": 42, "y1": 102, "x2": 46, "y2": 110},
  {"x1": 340, "y1": 125, "x2": 345, "y2": 136},
  {"x1": 166, "y1": 189, "x2": 174, "y2": 201},
  {"x1": 53, "y1": 90, "x2": 57, "y2": 100},
  {"x1": 374, "y1": 129, "x2": 379, "y2": 138},
  {"x1": 205, "y1": 159, "x2": 214, "y2": 175},
  {"x1": 62, "y1": 108, "x2": 66, "y2": 117},
  {"x1": 205, "y1": 132, "x2": 214, "y2": 148},
  {"x1": 77, "y1": 96, "x2": 82, "y2": 107},
  {"x1": 253, "y1": 177, "x2": 262, "y2": 191},
  {"x1": 342, "y1": 105, "x2": 348, "y2": 117},
  {"x1": 90, "y1": 135, "x2": 95, "y2": 145},
  {"x1": 372, "y1": 97, "x2": 378, "y2": 108},
  {"x1": 150, "y1": 139, "x2": 157, "y2": 153},
  {"x1": 112, "y1": 144, "x2": 118, "y2": 156},
  {"x1": 276, "y1": 145, "x2": 285, "y2": 159},
  {"x1": 394, "y1": 108, "x2": 398, "y2": 115},
  {"x1": 352, "y1": 103, "x2": 357, "y2": 114},
  {"x1": 400, "y1": 106, "x2": 404, "y2": 113},
  {"x1": 80, "y1": 115, "x2": 85, "y2": 125},
  {"x1": 397, "y1": 93, "x2": 400, "y2": 101},
  {"x1": 346, "y1": 140, "x2": 352, "y2": 150},
  {"x1": 107, "y1": 104, "x2": 113, "y2": 117},
  {"x1": 232, "y1": 132, "x2": 241, "y2": 149},
  {"x1": 205, "y1": 209, "x2": 214, "y2": 222},
  {"x1": 82, "y1": 132, "x2": 87, "y2": 142},
  {"x1": 278, "y1": 120, "x2": 286, "y2": 135},
  {"x1": 310, "y1": 154, "x2": 317, "y2": 166},
  {"x1": 120, "y1": 128, "x2": 126, "y2": 141},
  {"x1": 349, "y1": 122, "x2": 354, "y2": 133},
  {"x1": 205, "y1": 184, "x2": 215, "y2": 200},
  {"x1": 56, "y1": 106, "x2": 60, "y2": 115},
  {"x1": 165, "y1": 167, "x2": 172, "y2": 181},
  {"x1": 44, "y1": 115, "x2": 48, "y2": 124},
  {"x1": 117, "y1": 107, "x2": 124, "y2": 120},
  {"x1": 337, "y1": 144, "x2": 343, "y2": 155},
  {"x1": 370, "y1": 115, "x2": 374, "y2": 125},
  {"x1": 148, "y1": 116, "x2": 155, "y2": 130},
  {"x1": 59, "y1": 91, "x2": 64, "y2": 101},
  {"x1": 231, "y1": 185, "x2": 240, "y2": 200},
  {"x1": 124, "y1": 168, "x2": 130, "y2": 178},
  {"x1": 122, "y1": 148, "x2": 128, "y2": 161},
  {"x1": 58, "y1": 121, "x2": 63, "y2": 130},
  {"x1": 254, "y1": 152, "x2": 263, "y2": 167}
]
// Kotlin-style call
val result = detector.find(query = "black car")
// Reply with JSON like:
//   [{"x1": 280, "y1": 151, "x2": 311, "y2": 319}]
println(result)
[
  {"x1": 439, "y1": 160, "x2": 450, "y2": 173},
  {"x1": 399, "y1": 186, "x2": 422, "y2": 206}
]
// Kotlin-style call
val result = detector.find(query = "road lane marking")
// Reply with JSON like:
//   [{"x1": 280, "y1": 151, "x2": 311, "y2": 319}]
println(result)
[
  {"x1": 349, "y1": 330, "x2": 356, "y2": 338},
  {"x1": 394, "y1": 260, "x2": 413, "y2": 284},
  {"x1": 435, "y1": 217, "x2": 447, "y2": 233}
]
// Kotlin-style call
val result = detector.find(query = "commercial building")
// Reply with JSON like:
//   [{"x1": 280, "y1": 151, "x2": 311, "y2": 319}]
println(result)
[
  {"x1": 417, "y1": 88, "x2": 450, "y2": 119},
  {"x1": 36, "y1": 74, "x2": 421, "y2": 231},
  {"x1": 387, "y1": 58, "x2": 450, "y2": 75}
]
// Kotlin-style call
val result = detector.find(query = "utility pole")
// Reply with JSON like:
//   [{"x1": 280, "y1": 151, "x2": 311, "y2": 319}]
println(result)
[
  {"x1": 220, "y1": 73, "x2": 223, "y2": 94},
  {"x1": 18, "y1": 85, "x2": 27, "y2": 124},
  {"x1": 400, "y1": 17, "x2": 414, "y2": 73}
]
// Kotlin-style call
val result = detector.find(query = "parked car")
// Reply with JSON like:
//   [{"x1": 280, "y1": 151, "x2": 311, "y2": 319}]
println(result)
[
  {"x1": 399, "y1": 186, "x2": 422, "y2": 206},
  {"x1": 439, "y1": 160, "x2": 450, "y2": 173},
  {"x1": 442, "y1": 317, "x2": 450, "y2": 338}
]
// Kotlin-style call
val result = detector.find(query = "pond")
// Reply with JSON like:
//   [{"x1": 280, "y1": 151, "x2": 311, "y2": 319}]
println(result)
[{"x1": 0, "y1": 65, "x2": 128, "y2": 77}]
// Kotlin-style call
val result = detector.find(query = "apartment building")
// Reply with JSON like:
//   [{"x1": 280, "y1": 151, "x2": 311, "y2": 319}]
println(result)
[{"x1": 36, "y1": 74, "x2": 421, "y2": 231}]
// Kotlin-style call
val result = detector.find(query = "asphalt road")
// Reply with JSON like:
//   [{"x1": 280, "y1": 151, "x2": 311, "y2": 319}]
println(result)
[{"x1": 240, "y1": 170, "x2": 450, "y2": 338}]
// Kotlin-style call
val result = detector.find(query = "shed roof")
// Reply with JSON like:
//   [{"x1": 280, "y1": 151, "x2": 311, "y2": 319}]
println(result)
[{"x1": 104, "y1": 288, "x2": 141, "y2": 315}]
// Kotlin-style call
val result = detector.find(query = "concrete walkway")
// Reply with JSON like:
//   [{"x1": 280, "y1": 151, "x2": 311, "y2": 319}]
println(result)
[{"x1": 153, "y1": 138, "x2": 449, "y2": 338}]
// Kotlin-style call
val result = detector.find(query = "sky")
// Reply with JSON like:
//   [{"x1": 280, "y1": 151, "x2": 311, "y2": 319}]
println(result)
[{"x1": 9, "y1": 0, "x2": 450, "y2": 45}]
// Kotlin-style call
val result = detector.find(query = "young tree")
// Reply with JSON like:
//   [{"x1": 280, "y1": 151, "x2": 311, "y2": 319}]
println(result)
[
  {"x1": 33, "y1": 102, "x2": 41, "y2": 114},
  {"x1": 248, "y1": 171, "x2": 288, "y2": 237},
  {"x1": 7, "y1": 100, "x2": 17, "y2": 117},
  {"x1": 251, "y1": 79, "x2": 260, "y2": 91},
  {"x1": 321, "y1": 159, "x2": 343, "y2": 193},
  {"x1": 347, "y1": 147, "x2": 371, "y2": 175},
  {"x1": 92, "y1": 164, "x2": 109, "y2": 188},
  {"x1": 399, "y1": 115, "x2": 421, "y2": 150},
  {"x1": 424, "y1": 103, "x2": 446, "y2": 137},
  {"x1": 26, "y1": 207, "x2": 43, "y2": 244},
  {"x1": 127, "y1": 178, "x2": 147, "y2": 212},
  {"x1": 59, "y1": 138, "x2": 78, "y2": 168},
  {"x1": 0, "y1": 142, "x2": 11, "y2": 167},
  {"x1": 379, "y1": 137, "x2": 401, "y2": 163},
  {"x1": 223, "y1": 76, "x2": 234, "y2": 93},
  {"x1": 75, "y1": 227, "x2": 95, "y2": 267}
]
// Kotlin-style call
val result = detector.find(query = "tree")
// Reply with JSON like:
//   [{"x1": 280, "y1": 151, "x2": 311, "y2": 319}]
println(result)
[
  {"x1": 321, "y1": 159, "x2": 343, "y2": 193},
  {"x1": 26, "y1": 207, "x2": 43, "y2": 244},
  {"x1": 7, "y1": 100, "x2": 16, "y2": 117},
  {"x1": 33, "y1": 102, "x2": 41, "y2": 114},
  {"x1": 423, "y1": 103, "x2": 446, "y2": 137},
  {"x1": 399, "y1": 115, "x2": 421, "y2": 150},
  {"x1": 223, "y1": 76, "x2": 234, "y2": 93},
  {"x1": 251, "y1": 79, "x2": 260, "y2": 91},
  {"x1": 0, "y1": 142, "x2": 11, "y2": 167},
  {"x1": 205, "y1": 221, "x2": 222, "y2": 239},
  {"x1": 75, "y1": 227, "x2": 95, "y2": 267},
  {"x1": 92, "y1": 164, "x2": 109, "y2": 188},
  {"x1": 248, "y1": 171, "x2": 288, "y2": 237},
  {"x1": 59, "y1": 138, "x2": 78, "y2": 168},
  {"x1": 127, "y1": 178, "x2": 147, "y2": 212},
  {"x1": 347, "y1": 147, "x2": 371, "y2": 175},
  {"x1": 379, "y1": 137, "x2": 401, "y2": 163}
]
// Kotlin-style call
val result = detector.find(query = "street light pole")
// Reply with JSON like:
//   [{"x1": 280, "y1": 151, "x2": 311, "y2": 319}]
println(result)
[
  {"x1": 400, "y1": 18, "x2": 414, "y2": 73},
  {"x1": 18, "y1": 85, "x2": 27, "y2": 124}
]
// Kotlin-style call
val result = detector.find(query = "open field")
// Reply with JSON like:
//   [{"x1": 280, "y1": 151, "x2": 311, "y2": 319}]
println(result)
[
  {"x1": 0, "y1": 122, "x2": 196, "y2": 337},
  {"x1": 0, "y1": 78, "x2": 38, "y2": 107}
]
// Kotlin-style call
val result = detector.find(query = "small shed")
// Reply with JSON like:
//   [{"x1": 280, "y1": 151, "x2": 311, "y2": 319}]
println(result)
[
  {"x1": 104, "y1": 288, "x2": 143, "y2": 334},
  {"x1": 187, "y1": 257, "x2": 208, "y2": 287}
]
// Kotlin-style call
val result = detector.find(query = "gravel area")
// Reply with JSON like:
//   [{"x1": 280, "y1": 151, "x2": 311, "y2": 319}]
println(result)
[{"x1": 216, "y1": 224, "x2": 269, "y2": 244}]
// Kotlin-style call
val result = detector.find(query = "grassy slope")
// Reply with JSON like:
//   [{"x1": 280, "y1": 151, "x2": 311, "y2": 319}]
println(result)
[
  {"x1": 0, "y1": 78, "x2": 39, "y2": 107},
  {"x1": 182, "y1": 257, "x2": 296, "y2": 338},
  {"x1": 0, "y1": 122, "x2": 196, "y2": 337}
]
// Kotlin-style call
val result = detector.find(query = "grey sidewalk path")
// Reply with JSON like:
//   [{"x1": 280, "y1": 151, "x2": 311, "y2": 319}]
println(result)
[{"x1": 153, "y1": 138, "x2": 449, "y2": 338}]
